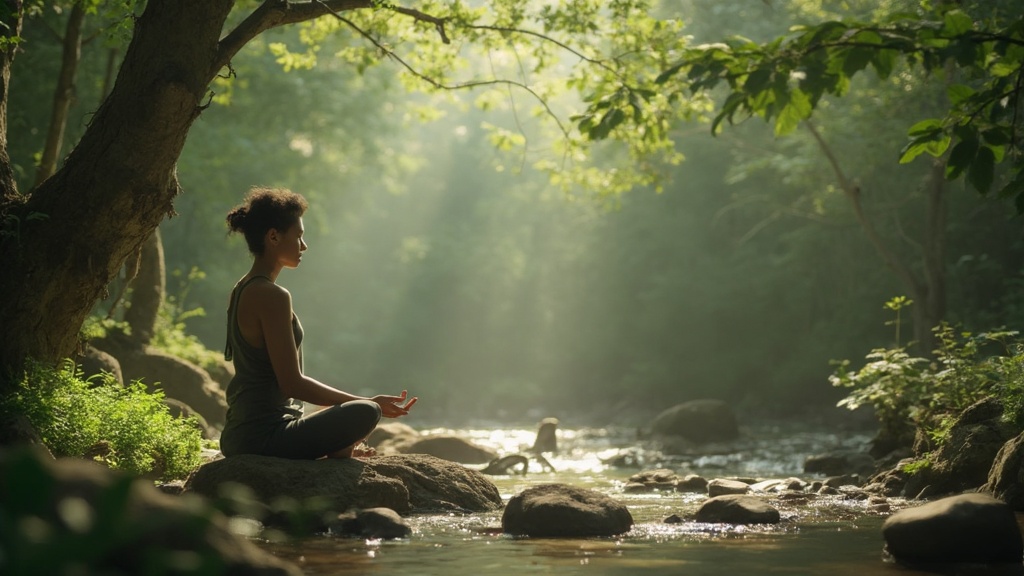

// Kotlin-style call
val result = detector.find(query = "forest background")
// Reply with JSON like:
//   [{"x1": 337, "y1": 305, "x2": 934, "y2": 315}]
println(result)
[{"x1": 10, "y1": 0, "x2": 1024, "y2": 427}]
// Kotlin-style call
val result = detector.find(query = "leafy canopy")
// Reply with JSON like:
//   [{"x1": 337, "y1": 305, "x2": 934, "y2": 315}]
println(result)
[{"x1": 653, "y1": 2, "x2": 1024, "y2": 209}]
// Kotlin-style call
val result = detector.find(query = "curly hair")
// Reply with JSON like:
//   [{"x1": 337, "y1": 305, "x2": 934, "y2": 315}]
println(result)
[{"x1": 226, "y1": 187, "x2": 308, "y2": 255}]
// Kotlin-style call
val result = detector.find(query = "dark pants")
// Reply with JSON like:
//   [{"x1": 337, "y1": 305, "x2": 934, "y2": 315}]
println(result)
[{"x1": 260, "y1": 400, "x2": 382, "y2": 459}]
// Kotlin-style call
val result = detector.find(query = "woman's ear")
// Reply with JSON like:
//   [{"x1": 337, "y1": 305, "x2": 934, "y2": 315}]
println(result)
[{"x1": 265, "y1": 228, "x2": 280, "y2": 246}]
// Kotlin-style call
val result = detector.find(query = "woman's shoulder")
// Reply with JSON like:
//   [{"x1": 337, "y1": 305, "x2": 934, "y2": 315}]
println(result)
[{"x1": 239, "y1": 277, "x2": 292, "y2": 307}]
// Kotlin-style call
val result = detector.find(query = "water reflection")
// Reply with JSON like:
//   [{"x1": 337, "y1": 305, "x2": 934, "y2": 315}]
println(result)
[{"x1": 254, "y1": 423, "x2": 941, "y2": 576}]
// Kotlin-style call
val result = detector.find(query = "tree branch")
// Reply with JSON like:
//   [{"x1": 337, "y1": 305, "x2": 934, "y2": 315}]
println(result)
[
  {"x1": 804, "y1": 121, "x2": 924, "y2": 296},
  {"x1": 216, "y1": 0, "x2": 372, "y2": 72},
  {"x1": 316, "y1": 3, "x2": 570, "y2": 139}
]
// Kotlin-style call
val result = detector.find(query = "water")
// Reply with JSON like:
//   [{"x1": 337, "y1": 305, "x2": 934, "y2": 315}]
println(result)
[{"x1": 251, "y1": 422, "x2": 940, "y2": 575}]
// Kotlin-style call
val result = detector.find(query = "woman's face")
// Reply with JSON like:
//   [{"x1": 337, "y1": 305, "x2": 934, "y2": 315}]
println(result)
[{"x1": 275, "y1": 217, "x2": 307, "y2": 268}]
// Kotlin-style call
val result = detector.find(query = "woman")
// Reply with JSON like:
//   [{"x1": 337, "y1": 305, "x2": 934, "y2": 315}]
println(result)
[{"x1": 221, "y1": 186, "x2": 416, "y2": 459}]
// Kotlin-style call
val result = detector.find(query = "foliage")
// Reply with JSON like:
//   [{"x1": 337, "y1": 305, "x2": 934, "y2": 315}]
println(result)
[
  {"x1": 832, "y1": 301, "x2": 1024, "y2": 443},
  {"x1": 653, "y1": 1, "x2": 1024, "y2": 209},
  {"x1": 150, "y1": 267, "x2": 223, "y2": 373},
  {"x1": 0, "y1": 449, "x2": 228, "y2": 576},
  {"x1": 0, "y1": 361, "x2": 202, "y2": 480}
]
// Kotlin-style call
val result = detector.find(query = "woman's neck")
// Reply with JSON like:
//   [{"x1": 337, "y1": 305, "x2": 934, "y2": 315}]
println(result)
[{"x1": 247, "y1": 257, "x2": 282, "y2": 283}]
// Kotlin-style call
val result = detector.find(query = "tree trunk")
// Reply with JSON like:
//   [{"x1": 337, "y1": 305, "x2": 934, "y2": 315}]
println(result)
[
  {"x1": 124, "y1": 228, "x2": 166, "y2": 344},
  {"x1": 34, "y1": 0, "x2": 85, "y2": 187},
  {"x1": 0, "y1": 0, "x2": 23, "y2": 204},
  {"x1": 912, "y1": 158, "x2": 948, "y2": 355},
  {"x1": 0, "y1": 0, "x2": 235, "y2": 391}
]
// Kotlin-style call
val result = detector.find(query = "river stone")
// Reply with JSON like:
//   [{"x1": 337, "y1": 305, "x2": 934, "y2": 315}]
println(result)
[
  {"x1": 184, "y1": 453, "x2": 503, "y2": 514},
  {"x1": 983, "y1": 430, "x2": 1024, "y2": 510},
  {"x1": 0, "y1": 447, "x2": 301, "y2": 575},
  {"x1": 366, "y1": 422, "x2": 419, "y2": 448},
  {"x1": 676, "y1": 474, "x2": 709, "y2": 493},
  {"x1": 882, "y1": 493, "x2": 1023, "y2": 565},
  {"x1": 649, "y1": 399, "x2": 739, "y2": 445},
  {"x1": 695, "y1": 495, "x2": 781, "y2": 524},
  {"x1": 328, "y1": 507, "x2": 412, "y2": 539},
  {"x1": 707, "y1": 478, "x2": 750, "y2": 496},
  {"x1": 396, "y1": 434, "x2": 499, "y2": 464},
  {"x1": 502, "y1": 483, "x2": 634, "y2": 537}
]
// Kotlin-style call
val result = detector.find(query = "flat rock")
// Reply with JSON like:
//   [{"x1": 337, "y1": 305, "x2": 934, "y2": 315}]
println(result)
[
  {"x1": 695, "y1": 495, "x2": 781, "y2": 524},
  {"x1": 184, "y1": 453, "x2": 502, "y2": 514}
]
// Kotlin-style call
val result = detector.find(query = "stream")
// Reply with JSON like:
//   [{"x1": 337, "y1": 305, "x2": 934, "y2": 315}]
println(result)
[{"x1": 249, "y1": 421, "x2": 945, "y2": 575}]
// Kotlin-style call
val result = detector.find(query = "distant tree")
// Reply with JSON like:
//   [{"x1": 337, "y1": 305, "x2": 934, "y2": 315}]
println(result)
[{"x1": 652, "y1": 0, "x2": 1024, "y2": 352}]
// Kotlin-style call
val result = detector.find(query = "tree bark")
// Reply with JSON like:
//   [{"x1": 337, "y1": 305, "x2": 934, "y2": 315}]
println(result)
[
  {"x1": 0, "y1": 0, "x2": 234, "y2": 389},
  {"x1": 0, "y1": 1, "x2": 384, "y2": 391},
  {"x1": 34, "y1": 0, "x2": 85, "y2": 187},
  {"x1": 124, "y1": 228, "x2": 166, "y2": 344},
  {"x1": 0, "y1": 0, "x2": 23, "y2": 205}
]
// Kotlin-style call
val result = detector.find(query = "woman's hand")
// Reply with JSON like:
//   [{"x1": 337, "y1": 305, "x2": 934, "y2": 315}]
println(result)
[{"x1": 372, "y1": 390, "x2": 418, "y2": 418}]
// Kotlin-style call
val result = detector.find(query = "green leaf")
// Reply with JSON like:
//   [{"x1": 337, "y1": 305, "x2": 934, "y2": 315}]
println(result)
[
  {"x1": 655, "y1": 62, "x2": 685, "y2": 85},
  {"x1": 946, "y1": 84, "x2": 975, "y2": 105},
  {"x1": 942, "y1": 10, "x2": 973, "y2": 36},
  {"x1": 871, "y1": 49, "x2": 898, "y2": 78},
  {"x1": 945, "y1": 136, "x2": 978, "y2": 180},
  {"x1": 907, "y1": 118, "x2": 943, "y2": 136},
  {"x1": 774, "y1": 88, "x2": 811, "y2": 136},
  {"x1": 967, "y1": 146, "x2": 996, "y2": 194}
]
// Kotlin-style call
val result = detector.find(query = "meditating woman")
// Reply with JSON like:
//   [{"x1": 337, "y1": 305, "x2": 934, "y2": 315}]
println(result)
[{"x1": 221, "y1": 186, "x2": 416, "y2": 459}]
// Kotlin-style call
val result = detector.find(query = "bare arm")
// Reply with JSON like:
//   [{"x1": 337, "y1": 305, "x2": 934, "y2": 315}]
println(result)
[{"x1": 257, "y1": 284, "x2": 414, "y2": 415}]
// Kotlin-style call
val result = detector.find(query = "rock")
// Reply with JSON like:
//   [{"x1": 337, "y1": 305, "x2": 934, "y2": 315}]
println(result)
[
  {"x1": 164, "y1": 397, "x2": 218, "y2": 439},
  {"x1": 882, "y1": 493, "x2": 1023, "y2": 565},
  {"x1": 366, "y1": 422, "x2": 419, "y2": 448},
  {"x1": 531, "y1": 417, "x2": 559, "y2": 453},
  {"x1": 76, "y1": 344, "x2": 123, "y2": 384},
  {"x1": 0, "y1": 414, "x2": 52, "y2": 456},
  {"x1": 804, "y1": 451, "x2": 875, "y2": 477},
  {"x1": 695, "y1": 495, "x2": 780, "y2": 524},
  {"x1": 0, "y1": 447, "x2": 300, "y2": 575},
  {"x1": 707, "y1": 478, "x2": 750, "y2": 497},
  {"x1": 328, "y1": 507, "x2": 412, "y2": 539},
  {"x1": 502, "y1": 483, "x2": 634, "y2": 537},
  {"x1": 184, "y1": 454, "x2": 502, "y2": 515},
  {"x1": 823, "y1": 474, "x2": 861, "y2": 488},
  {"x1": 627, "y1": 468, "x2": 679, "y2": 491},
  {"x1": 398, "y1": 434, "x2": 499, "y2": 464},
  {"x1": 114, "y1": 345, "x2": 229, "y2": 429},
  {"x1": 649, "y1": 399, "x2": 739, "y2": 445},
  {"x1": 983, "y1": 430, "x2": 1024, "y2": 509},
  {"x1": 868, "y1": 397, "x2": 1017, "y2": 498},
  {"x1": 676, "y1": 474, "x2": 709, "y2": 493}
]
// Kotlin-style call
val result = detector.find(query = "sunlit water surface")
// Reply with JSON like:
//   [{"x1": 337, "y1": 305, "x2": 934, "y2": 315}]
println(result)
[{"x1": 253, "y1": 423, "x2": 944, "y2": 575}]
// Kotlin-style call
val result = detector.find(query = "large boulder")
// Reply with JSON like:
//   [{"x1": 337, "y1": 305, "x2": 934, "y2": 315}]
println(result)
[
  {"x1": 184, "y1": 453, "x2": 502, "y2": 515},
  {"x1": 119, "y1": 346, "x2": 229, "y2": 429},
  {"x1": 0, "y1": 447, "x2": 300, "y2": 575},
  {"x1": 76, "y1": 344, "x2": 123, "y2": 384},
  {"x1": 983, "y1": 430, "x2": 1024, "y2": 509},
  {"x1": 695, "y1": 495, "x2": 780, "y2": 524},
  {"x1": 502, "y1": 483, "x2": 633, "y2": 537},
  {"x1": 867, "y1": 397, "x2": 1017, "y2": 498},
  {"x1": 882, "y1": 493, "x2": 1023, "y2": 565},
  {"x1": 366, "y1": 422, "x2": 419, "y2": 448},
  {"x1": 649, "y1": 399, "x2": 739, "y2": 445},
  {"x1": 397, "y1": 434, "x2": 498, "y2": 464}
]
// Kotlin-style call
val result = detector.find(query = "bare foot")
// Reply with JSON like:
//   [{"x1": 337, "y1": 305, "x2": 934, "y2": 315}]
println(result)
[{"x1": 326, "y1": 443, "x2": 376, "y2": 459}]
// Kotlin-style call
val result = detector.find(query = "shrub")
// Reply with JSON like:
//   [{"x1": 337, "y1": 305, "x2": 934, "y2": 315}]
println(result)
[
  {"x1": 0, "y1": 360, "x2": 202, "y2": 480},
  {"x1": 831, "y1": 317, "x2": 1024, "y2": 449}
]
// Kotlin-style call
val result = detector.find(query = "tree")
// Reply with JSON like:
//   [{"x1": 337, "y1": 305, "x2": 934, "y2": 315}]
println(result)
[
  {"x1": 652, "y1": 1, "x2": 1024, "y2": 352},
  {"x1": 0, "y1": 0, "x2": 695, "y2": 391}
]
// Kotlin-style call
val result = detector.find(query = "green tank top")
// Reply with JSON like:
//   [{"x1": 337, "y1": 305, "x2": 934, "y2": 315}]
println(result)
[{"x1": 220, "y1": 275, "x2": 304, "y2": 456}]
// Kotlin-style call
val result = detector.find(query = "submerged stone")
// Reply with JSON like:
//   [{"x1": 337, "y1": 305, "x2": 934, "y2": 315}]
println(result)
[{"x1": 502, "y1": 483, "x2": 633, "y2": 537}]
